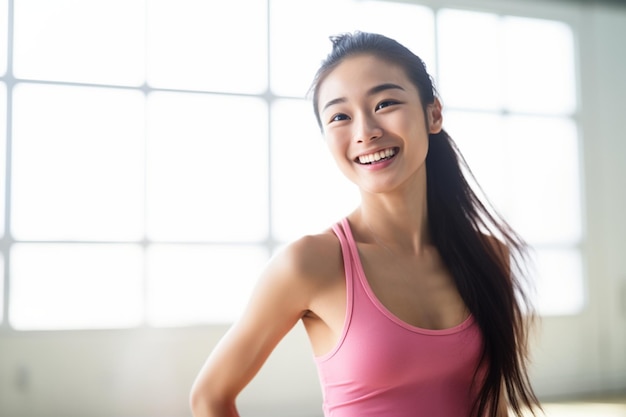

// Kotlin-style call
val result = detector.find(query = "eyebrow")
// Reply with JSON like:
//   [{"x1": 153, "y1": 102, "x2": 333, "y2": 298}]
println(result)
[{"x1": 321, "y1": 83, "x2": 406, "y2": 112}]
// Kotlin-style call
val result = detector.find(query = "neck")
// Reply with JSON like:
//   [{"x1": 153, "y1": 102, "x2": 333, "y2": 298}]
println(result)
[{"x1": 355, "y1": 180, "x2": 431, "y2": 255}]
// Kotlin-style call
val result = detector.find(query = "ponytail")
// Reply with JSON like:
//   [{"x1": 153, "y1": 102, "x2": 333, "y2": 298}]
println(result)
[{"x1": 426, "y1": 129, "x2": 539, "y2": 417}]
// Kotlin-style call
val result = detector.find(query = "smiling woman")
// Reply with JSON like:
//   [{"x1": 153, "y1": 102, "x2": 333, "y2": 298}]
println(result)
[
  {"x1": 190, "y1": 32, "x2": 542, "y2": 417},
  {"x1": 0, "y1": 0, "x2": 619, "y2": 416}
]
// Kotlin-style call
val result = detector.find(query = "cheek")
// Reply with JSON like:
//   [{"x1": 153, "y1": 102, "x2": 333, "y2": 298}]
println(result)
[
  {"x1": 404, "y1": 117, "x2": 429, "y2": 146},
  {"x1": 324, "y1": 136, "x2": 358, "y2": 178}
]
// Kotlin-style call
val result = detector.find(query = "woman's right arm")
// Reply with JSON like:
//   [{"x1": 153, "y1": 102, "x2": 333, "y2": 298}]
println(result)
[{"x1": 189, "y1": 235, "x2": 328, "y2": 417}]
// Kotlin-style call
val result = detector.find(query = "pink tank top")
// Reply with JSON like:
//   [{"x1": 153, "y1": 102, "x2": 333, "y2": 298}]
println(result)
[{"x1": 315, "y1": 218, "x2": 485, "y2": 417}]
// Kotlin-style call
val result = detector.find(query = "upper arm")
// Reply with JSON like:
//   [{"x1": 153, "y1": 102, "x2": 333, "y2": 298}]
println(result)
[{"x1": 190, "y1": 235, "x2": 331, "y2": 409}]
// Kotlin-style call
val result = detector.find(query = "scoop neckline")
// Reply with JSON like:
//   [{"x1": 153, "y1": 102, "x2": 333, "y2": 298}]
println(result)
[{"x1": 341, "y1": 217, "x2": 475, "y2": 336}]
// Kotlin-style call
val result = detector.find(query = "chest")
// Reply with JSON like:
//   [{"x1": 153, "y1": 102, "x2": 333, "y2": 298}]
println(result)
[{"x1": 358, "y1": 245, "x2": 468, "y2": 330}]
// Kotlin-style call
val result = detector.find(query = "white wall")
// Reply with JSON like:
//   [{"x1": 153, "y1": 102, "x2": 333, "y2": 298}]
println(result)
[
  {"x1": 530, "y1": 0, "x2": 626, "y2": 398},
  {"x1": 576, "y1": 0, "x2": 626, "y2": 393},
  {"x1": 1, "y1": 1, "x2": 625, "y2": 416},
  {"x1": 0, "y1": 325, "x2": 323, "y2": 417}
]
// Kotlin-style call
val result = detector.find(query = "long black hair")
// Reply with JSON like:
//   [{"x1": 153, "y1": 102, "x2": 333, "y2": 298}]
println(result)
[{"x1": 309, "y1": 32, "x2": 541, "y2": 417}]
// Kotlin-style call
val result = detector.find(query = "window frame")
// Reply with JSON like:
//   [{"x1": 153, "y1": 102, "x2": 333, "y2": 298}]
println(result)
[{"x1": 0, "y1": 0, "x2": 586, "y2": 331}]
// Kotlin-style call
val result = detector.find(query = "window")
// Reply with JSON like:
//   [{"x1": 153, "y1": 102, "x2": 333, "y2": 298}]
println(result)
[
  {"x1": 438, "y1": 10, "x2": 582, "y2": 315},
  {"x1": 0, "y1": 0, "x2": 584, "y2": 330},
  {"x1": 11, "y1": 84, "x2": 145, "y2": 241},
  {"x1": 0, "y1": 0, "x2": 7, "y2": 77}
]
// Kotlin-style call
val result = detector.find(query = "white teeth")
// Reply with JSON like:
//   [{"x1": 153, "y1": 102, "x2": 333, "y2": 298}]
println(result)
[{"x1": 358, "y1": 148, "x2": 396, "y2": 164}]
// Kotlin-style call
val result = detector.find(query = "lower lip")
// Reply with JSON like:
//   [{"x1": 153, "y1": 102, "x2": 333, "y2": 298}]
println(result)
[{"x1": 357, "y1": 154, "x2": 397, "y2": 171}]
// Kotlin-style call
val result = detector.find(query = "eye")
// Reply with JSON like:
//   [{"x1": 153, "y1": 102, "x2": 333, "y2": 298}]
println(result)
[
  {"x1": 375, "y1": 100, "x2": 399, "y2": 111},
  {"x1": 329, "y1": 113, "x2": 350, "y2": 123}
]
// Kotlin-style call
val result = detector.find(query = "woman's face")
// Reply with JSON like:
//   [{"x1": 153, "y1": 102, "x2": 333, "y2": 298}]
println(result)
[{"x1": 316, "y1": 54, "x2": 442, "y2": 195}]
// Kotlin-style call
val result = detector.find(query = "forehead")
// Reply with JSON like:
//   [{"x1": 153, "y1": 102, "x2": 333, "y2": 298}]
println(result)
[{"x1": 317, "y1": 54, "x2": 415, "y2": 105}]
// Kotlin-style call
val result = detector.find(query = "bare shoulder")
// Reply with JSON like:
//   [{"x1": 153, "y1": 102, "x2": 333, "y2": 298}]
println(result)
[
  {"x1": 275, "y1": 230, "x2": 347, "y2": 354},
  {"x1": 233, "y1": 228, "x2": 344, "y2": 322},
  {"x1": 268, "y1": 229, "x2": 343, "y2": 293}
]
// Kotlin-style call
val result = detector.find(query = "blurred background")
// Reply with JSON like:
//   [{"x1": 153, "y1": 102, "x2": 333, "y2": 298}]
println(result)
[{"x1": 0, "y1": 0, "x2": 624, "y2": 416}]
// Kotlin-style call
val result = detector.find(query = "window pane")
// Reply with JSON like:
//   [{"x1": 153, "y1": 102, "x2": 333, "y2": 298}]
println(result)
[
  {"x1": 438, "y1": 9, "x2": 501, "y2": 110},
  {"x1": 0, "y1": 82, "x2": 5, "y2": 238},
  {"x1": 147, "y1": 0, "x2": 267, "y2": 94},
  {"x1": 12, "y1": 84, "x2": 145, "y2": 241},
  {"x1": 271, "y1": 0, "x2": 435, "y2": 98},
  {"x1": 10, "y1": 244, "x2": 143, "y2": 330},
  {"x1": 530, "y1": 248, "x2": 584, "y2": 316},
  {"x1": 505, "y1": 116, "x2": 581, "y2": 245},
  {"x1": 354, "y1": 2, "x2": 436, "y2": 75},
  {"x1": 146, "y1": 244, "x2": 268, "y2": 325},
  {"x1": 503, "y1": 17, "x2": 576, "y2": 114},
  {"x1": 146, "y1": 92, "x2": 268, "y2": 242},
  {"x1": 270, "y1": 0, "x2": 358, "y2": 97},
  {"x1": 13, "y1": 0, "x2": 144, "y2": 86},
  {"x1": 0, "y1": 0, "x2": 7, "y2": 76},
  {"x1": 443, "y1": 110, "x2": 508, "y2": 213},
  {"x1": 271, "y1": 99, "x2": 359, "y2": 242}
]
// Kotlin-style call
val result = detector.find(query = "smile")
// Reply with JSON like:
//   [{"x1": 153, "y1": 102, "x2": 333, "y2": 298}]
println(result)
[{"x1": 356, "y1": 147, "x2": 398, "y2": 165}]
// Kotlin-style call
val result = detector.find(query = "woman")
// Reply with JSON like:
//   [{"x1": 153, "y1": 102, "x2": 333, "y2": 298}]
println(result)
[{"x1": 190, "y1": 32, "x2": 541, "y2": 417}]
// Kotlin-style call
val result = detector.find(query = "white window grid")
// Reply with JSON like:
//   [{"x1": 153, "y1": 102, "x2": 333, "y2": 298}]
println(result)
[{"x1": 0, "y1": 0, "x2": 584, "y2": 330}]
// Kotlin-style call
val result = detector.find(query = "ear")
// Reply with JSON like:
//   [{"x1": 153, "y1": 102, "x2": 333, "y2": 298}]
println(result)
[{"x1": 427, "y1": 98, "x2": 443, "y2": 134}]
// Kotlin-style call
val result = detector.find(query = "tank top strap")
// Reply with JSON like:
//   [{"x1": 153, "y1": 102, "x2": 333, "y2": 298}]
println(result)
[
  {"x1": 326, "y1": 218, "x2": 359, "y2": 358},
  {"x1": 332, "y1": 217, "x2": 371, "y2": 304},
  {"x1": 334, "y1": 218, "x2": 369, "y2": 297},
  {"x1": 332, "y1": 218, "x2": 361, "y2": 270}
]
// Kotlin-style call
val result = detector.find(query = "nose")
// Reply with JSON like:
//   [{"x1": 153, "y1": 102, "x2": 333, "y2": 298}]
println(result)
[{"x1": 353, "y1": 114, "x2": 383, "y2": 143}]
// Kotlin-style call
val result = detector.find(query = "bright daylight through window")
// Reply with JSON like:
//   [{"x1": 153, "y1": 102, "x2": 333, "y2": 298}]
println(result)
[{"x1": 0, "y1": 0, "x2": 583, "y2": 330}]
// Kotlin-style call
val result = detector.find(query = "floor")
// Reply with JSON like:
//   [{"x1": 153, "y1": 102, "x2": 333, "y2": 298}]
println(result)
[{"x1": 534, "y1": 394, "x2": 626, "y2": 417}]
